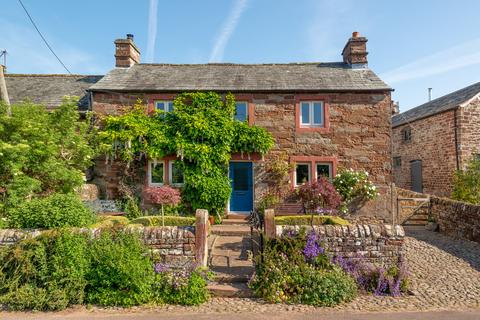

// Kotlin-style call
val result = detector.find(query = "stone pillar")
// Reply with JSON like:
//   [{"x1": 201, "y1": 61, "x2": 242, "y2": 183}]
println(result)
[
  {"x1": 195, "y1": 209, "x2": 208, "y2": 267},
  {"x1": 264, "y1": 209, "x2": 276, "y2": 239}
]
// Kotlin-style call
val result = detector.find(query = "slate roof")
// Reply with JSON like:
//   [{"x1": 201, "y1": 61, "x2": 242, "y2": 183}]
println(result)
[
  {"x1": 89, "y1": 62, "x2": 391, "y2": 92},
  {"x1": 5, "y1": 74, "x2": 103, "y2": 111},
  {"x1": 392, "y1": 81, "x2": 480, "y2": 127}
]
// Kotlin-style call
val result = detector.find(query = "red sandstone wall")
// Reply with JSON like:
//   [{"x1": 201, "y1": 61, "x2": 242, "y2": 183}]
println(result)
[
  {"x1": 392, "y1": 110, "x2": 457, "y2": 197},
  {"x1": 458, "y1": 97, "x2": 480, "y2": 168}
]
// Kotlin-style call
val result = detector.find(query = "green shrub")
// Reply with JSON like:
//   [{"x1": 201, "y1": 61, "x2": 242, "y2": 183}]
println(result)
[
  {"x1": 452, "y1": 156, "x2": 480, "y2": 204},
  {"x1": 131, "y1": 215, "x2": 195, "y2": 227},
  {"x1": 92, "y1": 215, "x2": 130, "y2": 228},
  {"x1": 274, "y1": 215, "x2": 349, "y2": 226},
  {"x1": 85, "y1": 229, "x2": 155, "y2": 307},
  {"x1": 8, "y1": 193, "x2": 95, "y2": 229},
  {"x1": 0, "y1": 230, "x2": 90, "y2": 311},
  {"x1": 153, "y1": 266, "x2": 211, "y2": 305}
]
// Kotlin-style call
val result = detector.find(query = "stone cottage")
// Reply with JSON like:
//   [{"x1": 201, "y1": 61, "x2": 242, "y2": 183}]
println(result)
[
  {"x1": 89, "y1": 32, "x2": 394, "y2": 221},
  {"x1": 392, "y1": 82, "x2": 480, "y2": 197}
]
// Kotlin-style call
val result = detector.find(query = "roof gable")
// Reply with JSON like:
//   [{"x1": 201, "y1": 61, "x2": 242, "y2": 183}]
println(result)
[{"x1": 392, "y1": 81, "x2": 480, "y2": 127}]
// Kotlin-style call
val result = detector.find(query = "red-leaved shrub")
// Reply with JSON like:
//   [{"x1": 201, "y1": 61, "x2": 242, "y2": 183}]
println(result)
[
  {"x1": 297, "y1": 177, "x2": 342, "y2": 213},
  {"x1": 144, "y1": 186, "x2": 181, "y2": 206}
]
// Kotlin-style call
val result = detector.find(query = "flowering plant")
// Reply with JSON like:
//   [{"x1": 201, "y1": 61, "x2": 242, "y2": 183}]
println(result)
[
  {"x1": 333, "y1": 169, "x2": 378, "y2": 214},
  {"x1": 297, "y1": 177, "x2": 342, "y2": 213}
]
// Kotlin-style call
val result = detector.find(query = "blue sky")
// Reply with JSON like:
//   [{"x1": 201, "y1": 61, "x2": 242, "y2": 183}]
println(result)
[{"x1": 1, "y1": 0, "x2": 480, "y2": 112}]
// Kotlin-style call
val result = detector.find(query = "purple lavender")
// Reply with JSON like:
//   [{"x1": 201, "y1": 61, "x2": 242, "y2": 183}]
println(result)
[
  {"x1": 303, "y1": 230, "x2": 324, "y2": 260},
  {"x1": 154, "y1": 262, "x2": 170, "y2": 274}
]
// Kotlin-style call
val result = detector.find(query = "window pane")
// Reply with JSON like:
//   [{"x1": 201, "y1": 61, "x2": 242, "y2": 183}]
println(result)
[
  {"x1": 316, "y1": 163, "x2": 331, "y2": 179},
  {"x1": 171, "y1": 162, "x2": 184, "y2": 185},
  {"x1": 301, "y1": 102, "x2": 310, "y2": 124},
  {"x1": 235, "y1": 102, "x2": 248, "y2": 122},
  {"x1": 168, "y1": 102, "x2": 174, "y2": 112},
  {"x1": 313, "y1": 102, "x2": 323, "y2": 125},
  {"x1": 151, "y1": 162, "x2": 164, "y2": 184},
  {"x1": 233, "y1": 167, "x2": 249, "y2": 190},
  {"x1": 155, "y1": 102, "x2": 165, "y2": 111},
  {"x1": 296, "y1": 164, "x2": 309, "y2": 185}
]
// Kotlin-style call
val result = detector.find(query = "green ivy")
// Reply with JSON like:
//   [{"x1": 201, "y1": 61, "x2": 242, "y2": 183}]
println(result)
[{"x1": 99, "y1": 92, "x2": 274, "y2": 216}]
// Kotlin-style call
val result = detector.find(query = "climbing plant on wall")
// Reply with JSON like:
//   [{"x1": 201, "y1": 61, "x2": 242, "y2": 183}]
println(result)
[{"x1": 99, "y1": 92, "x2": 274, "y2": 216}]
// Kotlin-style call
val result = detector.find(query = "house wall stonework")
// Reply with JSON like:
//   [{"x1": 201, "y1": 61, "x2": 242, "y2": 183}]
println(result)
[
  {"x1": 392, "y1": 110, "x2": 457, "y2": 197},
  {"x1": 458, "y1": 97, "x2": 480, "y2": 168},
  {"x1": 92, "y1": 91, "x2": 393, "y2": 220}
]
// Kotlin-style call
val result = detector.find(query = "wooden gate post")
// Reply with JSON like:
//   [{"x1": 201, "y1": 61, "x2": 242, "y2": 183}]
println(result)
[
  {"x1": 195, "y1": 209, "x2": 208, "y2": 267},
  {"x1": 264, "y1": 209, "x2": 276, "y2": 239}
]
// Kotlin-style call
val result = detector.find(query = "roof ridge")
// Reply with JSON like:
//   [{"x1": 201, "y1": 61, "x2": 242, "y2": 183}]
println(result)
[
  {"x1": 5, "y1": 74, "x2": 103, "y2": 77},
  {"x1": 135, "y1": 62, "x2": 346, "y2": 66}
]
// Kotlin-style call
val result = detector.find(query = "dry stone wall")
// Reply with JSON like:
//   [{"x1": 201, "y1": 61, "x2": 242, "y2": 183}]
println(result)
[{"x1": 275, "y1": 224, "x2": 405, "y2": 266}]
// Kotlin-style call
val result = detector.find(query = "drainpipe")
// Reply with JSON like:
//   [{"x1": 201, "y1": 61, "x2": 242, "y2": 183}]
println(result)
[
  {"x1": 454, "y1": 108, "x2": 460, "y2": 170},
  {"x1": 0, "y1": 64, "x2": 11, "y2": 116}
]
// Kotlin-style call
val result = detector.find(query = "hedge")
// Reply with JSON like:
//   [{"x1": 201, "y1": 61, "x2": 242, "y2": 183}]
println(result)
[
  {"x1": 130, "y1": 216, "x2": 195, "y2": 227},
  {"x1": 274, "y1": 215, "x2": 349, "y2": 226}
]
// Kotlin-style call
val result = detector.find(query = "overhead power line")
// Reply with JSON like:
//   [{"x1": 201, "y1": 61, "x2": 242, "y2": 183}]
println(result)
[{"x1": 17, "y1": 0, "x2": 72, "y2": 74}]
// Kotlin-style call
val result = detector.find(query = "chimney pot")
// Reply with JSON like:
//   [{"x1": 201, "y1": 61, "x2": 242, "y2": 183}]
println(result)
[
  {"x1": 114, "y1": 34, "x2": 140, "y2": 68},
  {"x1": 342, "y1": 31, "x2": 368, "y2": 68}
]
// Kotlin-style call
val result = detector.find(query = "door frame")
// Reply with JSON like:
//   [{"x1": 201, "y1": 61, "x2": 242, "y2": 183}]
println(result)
[{"x1": 227, "y1": 160, "x2": 255, "y2": 214}]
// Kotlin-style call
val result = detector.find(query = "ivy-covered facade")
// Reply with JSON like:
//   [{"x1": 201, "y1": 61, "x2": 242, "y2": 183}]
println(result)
[{"x1": 89, "y1": 33, "x2": 394, "y2": 221}]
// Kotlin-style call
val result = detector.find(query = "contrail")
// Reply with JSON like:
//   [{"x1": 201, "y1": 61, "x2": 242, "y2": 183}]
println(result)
[
  {"x1": 146, "y1": 0, "x2": 159, "y2": 63},
  {"x1": 209, "y1": 0, "x2": 248, "y2": 62},
  {"x1": 381, "y1": 37, "x2": 480, "y2": 84}
]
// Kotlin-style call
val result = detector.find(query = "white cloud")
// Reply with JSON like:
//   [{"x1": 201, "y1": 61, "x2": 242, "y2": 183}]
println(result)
[
  {"x1": 381, "y1": 38, "x2": 480, "y2": 84},
  {"x1": 209, "y1": 0, "x2": 248, "y2": 62},
  {"x1": 146, "y1": 0, "x2": 159, "y2": 63},
  {"x1": 0, "y1": 20, "x2": 103, "y2": 74}
]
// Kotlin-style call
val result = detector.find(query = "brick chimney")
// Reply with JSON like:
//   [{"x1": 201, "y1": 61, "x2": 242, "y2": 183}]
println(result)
[
  {"x1": 342, "y1": 31, "x2": 368, "y2": 68},
  {"x1": 114, "y1": 34, "x2": 140, "y2": 68}
]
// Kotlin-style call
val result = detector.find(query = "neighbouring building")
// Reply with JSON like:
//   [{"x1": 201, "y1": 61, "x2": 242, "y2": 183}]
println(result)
[
  {"x1": 4, "y1": 73, "x2": 103, "y2": 112},
  {"x1": 392, "y1": 82, "x2": 480, "y2": 197},
  {"x1": 89, "y1": 32, "x2": 395, "y2": 221}
]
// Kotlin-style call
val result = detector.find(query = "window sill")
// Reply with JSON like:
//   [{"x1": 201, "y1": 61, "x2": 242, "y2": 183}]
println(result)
[{"x1": 296, "y1": 126, "x2": 330, "y2": 133}]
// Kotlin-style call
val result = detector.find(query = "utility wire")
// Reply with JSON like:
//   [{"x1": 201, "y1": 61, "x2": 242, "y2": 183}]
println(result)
[{"x1": 17, "y1": 0, "x2": 72, "y2": 74}]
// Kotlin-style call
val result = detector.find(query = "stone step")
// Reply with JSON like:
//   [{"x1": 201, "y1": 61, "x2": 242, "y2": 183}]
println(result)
[
  {"x1": 403, "y1": 220, "x2": 428, "y2": 226},
  {"x1": 222, "y1": 219, "x2": 249, "y2": 225},
  {"x1": 409, "y1": 214, "x2": 429, "y2": 220},
  {"x1": 210, "y1": 255, "x2": 253, "y2": 267},
  {"x1": 207, "y1": 282, "x2": 253, "y2": 298},
  {"x1": 212, "y1": 270, "x2": 251, "y2": 283},
  {"x1": 211, "y1": 225, "x2": 251, "y2": 236},
  {"x1": 226, "y1": 214, "x2": 249, "y2": 220}
]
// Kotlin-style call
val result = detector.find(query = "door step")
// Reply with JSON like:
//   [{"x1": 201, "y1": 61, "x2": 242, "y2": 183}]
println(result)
[
  {"x1": 207, "y1": 283, "x2": 253, "y2": 298},
  {"x1": 211, "y1": 225, "x2": 251, "y2": 236},
  {"x1": 222, "y1": 218, "x2": 249, "y2": 225}
]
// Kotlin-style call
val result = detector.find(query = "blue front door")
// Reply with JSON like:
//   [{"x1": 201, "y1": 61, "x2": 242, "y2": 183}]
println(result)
[{"x1": 229, "y1": 162, "x2": 253, "y2": 212}]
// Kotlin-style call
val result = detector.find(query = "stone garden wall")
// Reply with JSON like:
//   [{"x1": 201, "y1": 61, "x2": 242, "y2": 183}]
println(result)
[
  {"x1": 396, "y1": 187, "x2": 480, "y2": 243},
  {"x1": 275, "y1": 224, "x2": 405, "y2": 266}
]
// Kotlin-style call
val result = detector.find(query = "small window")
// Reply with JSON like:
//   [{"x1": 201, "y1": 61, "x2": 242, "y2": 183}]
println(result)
[
  {"x1": 155, "y1": 101, "x2": 174, "y2": 116},
  {"x1": 169, "y1": 161, "x2": 184, "y2": 186},
  {"x1": 402, "y1": 127, "x2": 412, "y2": 142},
  {"x1": 295, "y1": 163, "x2": 311, "y2": 186},
  {"x1": 316, "y1": 162, "x2": 332, "y2": 180},
  {"x1": 300, "y1": 101, "x2": 324, "y2": 127},
  {"x1": 149, "y1": 161, "x2": 164, "y2": 185},
  {"x1": 235, "y1": 102, "x2": 248, "y2": 122},
  {"x1": 393, "y1": 156, "x2": 402, "y2": 168}
]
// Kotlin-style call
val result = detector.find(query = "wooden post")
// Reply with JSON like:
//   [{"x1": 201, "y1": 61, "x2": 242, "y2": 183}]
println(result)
[
  {"x1": 0, "y1": 65, "x2": 11, "y2": 117},
  {"x1": 264, "y1": 209, "x2": 275, "y2": 239},
  {"x1": 195, "y1": 209, "x2": 208, "y2": 268}
]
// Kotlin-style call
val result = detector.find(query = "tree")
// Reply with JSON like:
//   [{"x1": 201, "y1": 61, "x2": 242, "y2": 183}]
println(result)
[
  {"x1": 0, "y1": 98, "x2": 97, "y2": 215},
  {"x1": 144, "y1": 186, "x2": 181, "y2": 226},
  {"x1": 452, "y1": 156, "x2": 480, "y2": 204},
  {"x1": 99, "y1": 92, "x2": 274, "y2": 217}
]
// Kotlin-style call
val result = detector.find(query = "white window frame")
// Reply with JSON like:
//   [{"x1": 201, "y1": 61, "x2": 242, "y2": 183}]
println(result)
[
  {"x1": 294, "y1": 162, "x2": 311, "y2": 187},
  {"x1": 315, "y1": 162, "x2": 333, "y2": 180},
  {"x1": 154, "y1": 100, "x2": 174, "y2": 113},
  {"x1": 148, "y1": 160, "x2": 165, "y2": 186},
  {"x1": 169, "y1": 161, "x2": 184, "y2": 187},
  {"x1": 235, "y1": 101, "x2": 249, "y2": 122},
  {"x1": 300, "y1": 101, "x2": 324, "y2": 127}
]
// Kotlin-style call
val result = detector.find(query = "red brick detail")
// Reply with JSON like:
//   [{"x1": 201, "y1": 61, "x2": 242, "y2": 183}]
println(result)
[
  {"x1": 231, "y1": 152, "x2": 262, "y2": 161},
  {"x1": 295, "y1": 95, "x2": 330, "y2": 133},
  {"x1": 235, "y1": 93, "x2": 255, "y2": 126},
  {"x1": 146, "y1": 94, "x2": 177, "y2": 113},
  {"x1": 289, "y1": 156, "x2": 337, "y2": 188}
]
